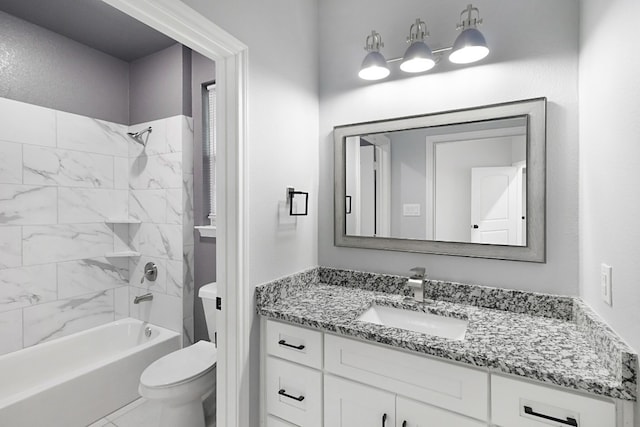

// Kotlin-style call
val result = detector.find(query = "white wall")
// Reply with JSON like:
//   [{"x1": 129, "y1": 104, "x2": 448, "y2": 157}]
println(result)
[
  {"x1": 319, "y1": 0, "x2": 580, "y2": 294},
  {"x1": 179, "y1": 1, "x2": 319, "y2": 425},
  {"x1": 579, "y1": 0, "x2": 640, "y2": 354}
]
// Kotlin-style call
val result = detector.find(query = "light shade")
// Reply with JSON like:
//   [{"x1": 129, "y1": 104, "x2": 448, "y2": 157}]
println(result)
[
  {"x1": 449, "y1": 28, "x2": 489, "y2": 64},
  {"x1": 400, "y1": 41, "x2": 436, "y2": 73},
  {"x1": 358, "y1": 51, "x2": 390, "y2": 80}
]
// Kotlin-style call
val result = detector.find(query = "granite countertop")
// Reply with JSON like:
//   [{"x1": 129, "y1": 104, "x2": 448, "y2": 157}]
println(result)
[{"x1": 256, "y1": 267, "x2": 638, "y2": 401}]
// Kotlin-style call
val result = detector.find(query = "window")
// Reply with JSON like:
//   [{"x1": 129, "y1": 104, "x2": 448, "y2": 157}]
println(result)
[{"x1": 204, "y1": 83, "x2": 217, "y2": 226}]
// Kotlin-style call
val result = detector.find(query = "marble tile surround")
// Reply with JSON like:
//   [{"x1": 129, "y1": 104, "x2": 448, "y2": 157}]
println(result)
[{"x1": 0, "y1": 97, "x2": 194, "y2": 355}]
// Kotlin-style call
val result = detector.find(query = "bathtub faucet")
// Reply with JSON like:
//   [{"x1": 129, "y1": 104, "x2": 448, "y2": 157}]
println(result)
[{"x1": 134, "y1": 293, "x2": 154, "y2": 304}]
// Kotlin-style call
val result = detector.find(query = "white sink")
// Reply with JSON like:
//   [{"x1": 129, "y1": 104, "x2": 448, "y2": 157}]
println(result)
[{"x1": 357, "y1": 304, "x2": 468, "y2": 341}]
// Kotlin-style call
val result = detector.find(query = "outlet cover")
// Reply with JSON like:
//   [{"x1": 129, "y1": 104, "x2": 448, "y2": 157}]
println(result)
[{"x1": 601, "y1": 263, "x2": 612, "y2": 306}]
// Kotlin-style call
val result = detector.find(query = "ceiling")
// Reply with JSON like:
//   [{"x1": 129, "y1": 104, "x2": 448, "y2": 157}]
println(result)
[{"x1": 0, "y1": 0, "x2": 176, "y2": 62}]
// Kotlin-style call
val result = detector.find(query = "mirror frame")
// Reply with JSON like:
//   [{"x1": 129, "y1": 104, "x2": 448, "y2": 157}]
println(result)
[{"x1": 334, "y1": 97, "x2": 546, "y2": 262}]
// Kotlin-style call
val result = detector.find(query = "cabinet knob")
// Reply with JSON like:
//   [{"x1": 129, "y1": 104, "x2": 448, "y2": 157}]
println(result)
[
  {"x1": 402, "y1": 421, "x2": 407, "y2": 427},
  {"x1": 472, "y1": 224, "x2": 479, "y2": 229},
  {"x1": 381, "y1": 413, "x2": 387, "y2": 426}
]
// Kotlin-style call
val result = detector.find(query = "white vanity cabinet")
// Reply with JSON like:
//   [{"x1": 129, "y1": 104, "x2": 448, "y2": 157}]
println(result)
[{"x1": 261, "y1": 319, "x2": 625, "y2": 427}]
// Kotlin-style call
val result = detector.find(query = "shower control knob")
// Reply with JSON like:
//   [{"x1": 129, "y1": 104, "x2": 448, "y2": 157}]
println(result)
[{"x1": 140, "y1": 262, "x2": 158, "y2": 283}]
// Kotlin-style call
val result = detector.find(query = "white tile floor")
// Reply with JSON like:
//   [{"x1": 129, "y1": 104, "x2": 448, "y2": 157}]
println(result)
[{"x1": 88, "y1": 398, "x2": 216, "y2": 427}]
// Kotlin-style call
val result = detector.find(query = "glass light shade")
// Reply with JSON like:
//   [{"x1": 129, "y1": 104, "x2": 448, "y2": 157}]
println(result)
[
  {"x1": 358, "y1": 51, "x2": 390, "y2": 80},
  {"x1": 449, "y1": 28, "x2": 489, "y2": 64},
  {"x1": 400, "y1": 41, "x2": 436, "y2": 73}
]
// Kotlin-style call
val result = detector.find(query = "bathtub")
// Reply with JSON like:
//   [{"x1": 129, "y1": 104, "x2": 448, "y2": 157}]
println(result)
[{"x1": 0, "y1": 318, "x2": 180, "y2": 427}]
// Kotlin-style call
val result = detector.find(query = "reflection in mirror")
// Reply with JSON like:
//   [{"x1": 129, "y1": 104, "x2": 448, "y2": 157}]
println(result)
[
  {"x1": 345, "y1": 117, "x2": 527, "y2": 246},
  {"x1": 334, "y1": 98, "x2": 546, "y2": 262}
]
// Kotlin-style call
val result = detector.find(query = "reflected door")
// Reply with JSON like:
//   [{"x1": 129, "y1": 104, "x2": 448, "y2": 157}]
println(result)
[{"x1": 470, "y1": 167, "x2": 519, "y2": 245}]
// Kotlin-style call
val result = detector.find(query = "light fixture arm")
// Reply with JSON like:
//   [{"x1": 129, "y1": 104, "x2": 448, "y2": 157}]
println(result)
[
  {"x1": 407, "y1": 18, "x2": 429, "y2": 43},
  {"x1": 364, "y1": 30, "x2": 384, "y2": 52},
  {"x1": 457, "y1": 4, "x2": 483, "y2": 30}
]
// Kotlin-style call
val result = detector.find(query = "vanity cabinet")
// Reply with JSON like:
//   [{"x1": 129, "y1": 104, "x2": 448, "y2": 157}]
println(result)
[{"x1": 261, "y1": 319, "x2": 622, "y2": 427}]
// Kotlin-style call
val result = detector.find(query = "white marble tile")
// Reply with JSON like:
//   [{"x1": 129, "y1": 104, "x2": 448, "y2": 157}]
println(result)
[
  {"x1": 183, "y1": 244, "x2": 195, "y2": 298},
  {"x1": 130, "y1": 153, "x2": 182, "y2": 190},
  {"x1": 129, "y1": 288, "x2": 181, "y2": 333},
  {"x1": 129, "y1": 256, "x2": 167, "y2": 293},
  {"x1": 0, "y1": 264, "x2": 57, "y2": 312},
  {"x1": 105, "y1": 398, "x2": 146, "y2": 421},
  {"x1": 0, "y1": 226, "x2": 22, "y2": 269},
  {"x1": 57, "y1": 111, "x2": 129, "y2": 157},
  {"x1": 0, "y1": 184, "x2": 57, "y2": 225},
  {"x1": 166, "y1": 259, "x2": 183, "y2": 297},
  {"x1": 166, "y1": 115, "x2": 184, "y2": 154},
  {"x1": 109, "y1": 399, "x2": 161, "y2": 427},
  {"x1": 0, "y1": 309, "x2": 23, "y2": 355},
  {"x1": 88, "y1": 418, "x2": 115, "y2": 427},
  {"x1": 166, "y1": 189, "x2": 182, "y2": 225},
  {"x1": 0, "y1": 141, "x2": 22, "y2": 184},
  {"x1": 136, "y1": 223, "x2": 182, "y2": 260},
  {"x1": 114, "y1": 157, "x2": 130, "y2": 190},
  {"x1": 114, "y1": 286, "x2": 129, "y2": 320},
  {"x1": 183, "y1": 315, "x2": 194, "y2": 347},
  {"x1": 59, "y1": 188, "x2": 128, "y2": 223},
  {"x1": 128, "y1": 119, "x2": 167, "y2": 157},
  {"x1": 183, "y1": 174, "x2": 195, "y2": 244},
  {"x1": 23, "y1": 224, "x2": 114, "y2": 265},
  {"x1": 23, "y1": 289, "x2": 114, "y2": 347},
  {"x1": 112, "y1": 223, "x2": 132, "y2": 253},
  {"x1": 181, "y1": 116, "x2": 195, "y2": 174},
  {"x1": 24, "y1": 146, "x2": 114, "y2": 188},
  {"x1": 0, "y1": 97, "x2": 56, "y2": 147},
  {"x1": 129, "y1": 190, "x2": 166, "y2": 224},
  {"x1": 57, "y1": 257, "x2": 128, "y2": 299}
]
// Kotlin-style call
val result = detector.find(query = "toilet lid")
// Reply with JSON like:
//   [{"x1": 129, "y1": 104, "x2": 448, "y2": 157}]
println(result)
[{"x1": 141, "y1": 341, "x2": 217, "y2": 388}]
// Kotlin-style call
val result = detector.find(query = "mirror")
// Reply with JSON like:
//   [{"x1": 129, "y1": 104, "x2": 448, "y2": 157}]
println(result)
[{"x1": 334, "y1": 98, "x2": 546, "y2": 262}]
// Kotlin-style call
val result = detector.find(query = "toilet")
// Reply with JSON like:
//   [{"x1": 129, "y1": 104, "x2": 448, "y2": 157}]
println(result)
[{"x1": 139, "y1": 282, "x2": 219, "y2": 427}]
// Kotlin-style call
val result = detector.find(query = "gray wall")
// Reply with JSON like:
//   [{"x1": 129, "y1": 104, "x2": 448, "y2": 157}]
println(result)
[
  {"x1": 191, "y1": 51, "x2": 217, "y2": 342},
  {"x1": 390, "y1": 131, "x2": 427, "y2": 239},
  {"x1": 129, "y1": 44, "x2": 192, "y2": 125},
  {"x1": 0, "y1": 10, "x2": 130, "y2": 124}
]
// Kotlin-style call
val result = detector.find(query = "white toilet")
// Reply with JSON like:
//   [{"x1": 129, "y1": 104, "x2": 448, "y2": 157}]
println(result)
[{"x1": 139, "y1": 282, "x2": 219, "y2": 427}]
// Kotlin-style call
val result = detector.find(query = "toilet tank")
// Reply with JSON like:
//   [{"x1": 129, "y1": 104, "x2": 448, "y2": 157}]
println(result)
[{"x1": 198, "y1": 282, "x2": 218, "y2": 344}]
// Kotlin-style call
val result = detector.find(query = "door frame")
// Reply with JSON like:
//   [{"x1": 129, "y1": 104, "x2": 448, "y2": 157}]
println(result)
[{"x1": 100, "y1": 1, "x2": 249, "y2": 426}]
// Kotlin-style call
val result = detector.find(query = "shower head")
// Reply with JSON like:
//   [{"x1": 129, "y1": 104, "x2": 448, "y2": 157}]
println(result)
[{"x1": 127, "y1": 126, "x2": 152, "y2": 146}]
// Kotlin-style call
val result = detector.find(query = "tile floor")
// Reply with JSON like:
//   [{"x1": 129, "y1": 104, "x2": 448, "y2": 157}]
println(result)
[{"x1": 88, "y1": 398, "x2": 216, "y2": 427}]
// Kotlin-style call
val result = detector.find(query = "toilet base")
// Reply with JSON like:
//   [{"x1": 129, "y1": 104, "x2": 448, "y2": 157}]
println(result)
[{"x1": 159, "y1": 399, "x2": 205, "y2": 427}]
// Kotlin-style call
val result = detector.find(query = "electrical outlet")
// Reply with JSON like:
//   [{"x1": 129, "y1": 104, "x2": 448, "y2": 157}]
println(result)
[{"x1": 601, "y1": 264, "x2": 612, "y2": 306}]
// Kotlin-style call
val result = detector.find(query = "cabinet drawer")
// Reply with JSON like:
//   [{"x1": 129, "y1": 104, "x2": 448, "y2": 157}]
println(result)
[
  {"x1": 397, "y1": 396, "x2": 485, "y2": 427},
  {"x1": 266, "y1": 320, "x2": 323, "y2": 369},
  {"x1": 266, "y1": 415, "x2": 298, "y2": 427},
  {"x1": 324, "y1": 334, "x2": 488, "y2": 420},
  {"x1": 266, "y1": 357, "x2": 322, "y2": 427},
  {"x1": 491, "y1": 375, "x2": 616, "y2": 427}
]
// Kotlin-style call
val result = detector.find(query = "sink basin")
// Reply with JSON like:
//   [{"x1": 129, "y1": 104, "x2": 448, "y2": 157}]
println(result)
[{"x1": 357, "y1": 304, "x2": 468, "y2": 341}]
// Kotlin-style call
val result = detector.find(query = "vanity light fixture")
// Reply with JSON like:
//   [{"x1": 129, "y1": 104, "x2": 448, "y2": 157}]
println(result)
[
  {"x1": 358, "y1": 31, "x2": 390, "y2": 81},
  {"x1": 358, "y1": 3, "x2": 489, "y2": 81}
]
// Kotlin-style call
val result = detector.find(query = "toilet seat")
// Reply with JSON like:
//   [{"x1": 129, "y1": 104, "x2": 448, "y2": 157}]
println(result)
[{"x1": 140, "y1": 341, "x2": 217, "y2": 389}]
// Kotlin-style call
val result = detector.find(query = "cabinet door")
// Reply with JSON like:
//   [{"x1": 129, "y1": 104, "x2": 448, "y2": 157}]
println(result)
[
  {"x1": 324, "y1": 375, "x2": 396, "y2": 427},
  {"x1": 396, "y1": 396, "x2": 486, "y2": 427}
]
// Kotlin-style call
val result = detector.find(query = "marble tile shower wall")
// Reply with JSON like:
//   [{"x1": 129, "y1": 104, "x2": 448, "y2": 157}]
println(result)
[
  {"x1": 127, "y1": 115, "x2": 194, "y2": 346},
  {"x1": 0, "y1": 97, "x2": 194, "y2": 355}
]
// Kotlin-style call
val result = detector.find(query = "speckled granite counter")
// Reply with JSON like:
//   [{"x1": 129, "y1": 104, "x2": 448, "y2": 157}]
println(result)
[{"x1": 256, "y1": 267, "x2": 638, "y2": 401}]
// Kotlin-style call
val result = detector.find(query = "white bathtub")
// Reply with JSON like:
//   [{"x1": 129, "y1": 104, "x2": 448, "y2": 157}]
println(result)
[{"x1": 0, "y1": 318, "x2": 180, "y2": 427}]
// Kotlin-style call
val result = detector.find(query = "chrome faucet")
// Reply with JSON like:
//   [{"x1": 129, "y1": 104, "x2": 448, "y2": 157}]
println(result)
[
  {"x1": 407, "y1": 267, "x2": 427, "y2": 303},
  {"x1": 134, "y1": 293, "x2": 154, "y2": 304}
]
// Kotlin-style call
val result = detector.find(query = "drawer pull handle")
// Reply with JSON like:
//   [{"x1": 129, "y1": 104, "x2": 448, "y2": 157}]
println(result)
[
  {"x1": 524, "y1": 406, "x2": 578, "y2": 426},
  {"x1": 381, "y1": 413, "x2": 387, "y2": 426},
  {"x1": 278, "y1": 389, "x2": 305, "y2": 402},
  {"x1": 278, "y1": 339, "x2": 305, "y2": 350}
]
